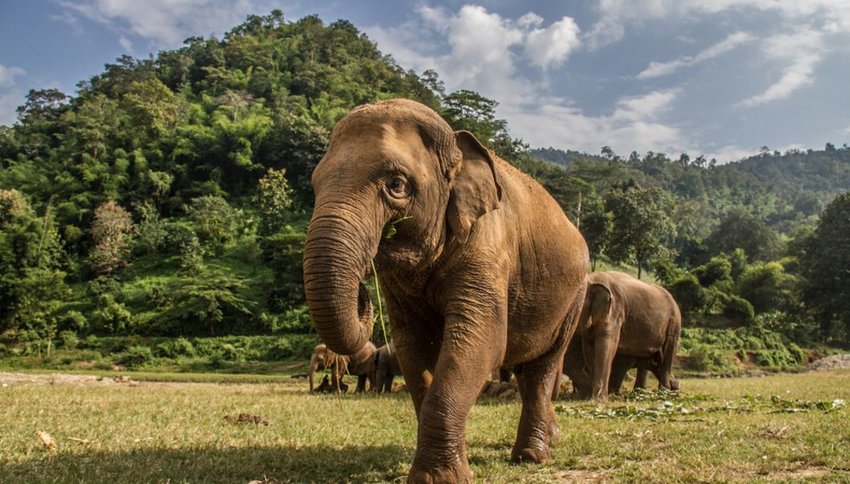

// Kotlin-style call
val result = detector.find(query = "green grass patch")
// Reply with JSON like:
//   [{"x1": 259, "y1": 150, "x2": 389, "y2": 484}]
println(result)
[{"x1": 1, "y1": 371, "x2": 848, "y2": 482}]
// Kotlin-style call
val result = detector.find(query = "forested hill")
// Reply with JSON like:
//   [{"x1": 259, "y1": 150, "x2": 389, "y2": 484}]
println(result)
[
  {"x1": 1, "y1": 10, "x2": 849, "y2": 347},
  {"x1": 530, "y1": 145, "x2": 850, "y2": 234}
]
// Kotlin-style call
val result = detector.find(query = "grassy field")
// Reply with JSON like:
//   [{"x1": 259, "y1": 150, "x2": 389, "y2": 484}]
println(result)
[{"x1": 1, "y1": 370, "x2": 849, "y2": 483}]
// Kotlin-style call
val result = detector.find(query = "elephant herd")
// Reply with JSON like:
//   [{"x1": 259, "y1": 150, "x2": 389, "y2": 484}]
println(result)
[
  {"x1": 307, "y1": 341, "x2": 402, "y2": 394},
  {"x1": 300, "y1": 99, "x2": 682, "y2": 482},
  {"x1": 308, "y1": 271, "x2": 681, "y2": 401}
]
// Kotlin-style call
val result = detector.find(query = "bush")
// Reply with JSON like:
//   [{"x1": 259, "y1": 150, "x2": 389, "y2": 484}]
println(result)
[
  {"x1": 688, "y1": 344, "x2": 734, "y2": 372},
  {"x1": 721, "y1": 294, "x2": 755, "y2": 326},
  {"x1": 265, "y1": 338, "x2": 294, "y2": 360},
  {"x1": 118, "y1": 345, "x2": 154, "y2": 368},
  {"x1": 154, "y1": 337, "x2": 196, "y2": 358},
  {"x1": 58, "y1": 311, "x2": 88, "y2": 333},
  {"x1": 669, "y1": 274, "x2": 707, "y2": 318},
  {"x1": 59, "y1": 331, "x2": 79, "y2": 349}
]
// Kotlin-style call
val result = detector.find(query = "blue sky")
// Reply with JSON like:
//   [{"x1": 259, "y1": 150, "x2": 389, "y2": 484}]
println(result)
[{"x1": 1, "y1": 1, "x2": 849, "y2": 162}]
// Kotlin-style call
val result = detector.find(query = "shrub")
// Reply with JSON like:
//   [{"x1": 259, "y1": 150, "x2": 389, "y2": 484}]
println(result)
[
  {"x1": 721, "y1": 294, "x2": 755, "y2": 326},
  {"x1": 669, "y1": 274, "x2": 707, "y2": 318},
  {"x1": 265, "y1": 338, "x2": 294, "y2": 360},
  {"x1": 154, "y1": 337, "x2": 196, "y2": 358},
  {"x1": 59, "y1": 330, "x2": 79, "y2": 349},
  {"x1": 118, "y1": 345, "x2": 154, "y2": 368},
  {"x1": 688, "y1": 344, "x2": 734, "y2": 372},
  {"x1": 58, "y1": 311, "x2": 88, "y2": 333}
]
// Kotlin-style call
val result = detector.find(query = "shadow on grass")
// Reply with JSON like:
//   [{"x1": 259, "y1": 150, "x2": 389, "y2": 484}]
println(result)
[{"x1": 4, "y1": 443, "x2": 410, "y2": 483}]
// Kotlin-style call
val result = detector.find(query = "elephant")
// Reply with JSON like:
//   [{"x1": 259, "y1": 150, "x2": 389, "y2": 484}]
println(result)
[
  {"x1": 569, "y1": 271, "x2": 681, "y2": 402},
  {"x1": 564, "y1": 337, "x2": 679, "y2": 398},
  {"x1": 308, "y1": 342, "x2": 377, "y2": 393},
  {"x1": 302, "y1": 99, "x2": 589, "y2": 482},
  {"x1": 374, "y1": 343, "x2": 402, "y2": 393}
]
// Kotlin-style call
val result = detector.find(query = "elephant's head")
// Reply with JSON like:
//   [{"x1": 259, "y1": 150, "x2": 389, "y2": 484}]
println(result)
[{"x1": 303, "y1": 99, "x2": 502, "y2": 355}]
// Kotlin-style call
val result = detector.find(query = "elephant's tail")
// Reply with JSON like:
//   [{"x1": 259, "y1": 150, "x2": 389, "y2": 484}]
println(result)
[{"x1": 659, "y1": 312, "x2": 681, "y2": 390}]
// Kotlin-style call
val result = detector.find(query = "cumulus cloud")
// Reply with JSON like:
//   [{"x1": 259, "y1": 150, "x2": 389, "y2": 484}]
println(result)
[
  {"x1": 637, "y1": 32, "x2": 754, "y2": 79},
  {"x1": 502, "y1": 89, "x2": 687, "y2": 157},
  {"x1": 524, "y1": 17, "x2": 581, "y2": 69},
  {"x1": 738, "y1": 31, "x2": 824, "y2": 107},
  {"x1": 366, "y1": 5, "x2": 696, "y2": 160},
  {"x1": 0, "y1": 65, "x2": 26, "y2": 88},
  {"x1": 57, "y1": 0, "x2": 265, "y2": 48},
  {"x1": 0, "y1": 90, "x2": 24, "y2": 126},
  {"x1": 366, "y1": 4, "x2": 582, "y2": 109},
  {"x1": 589, "y1": 0, "x2": 850, "y2": 47}
]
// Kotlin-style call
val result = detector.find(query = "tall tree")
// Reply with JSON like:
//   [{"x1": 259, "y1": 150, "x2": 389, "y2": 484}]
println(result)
[
  {"x1": 604, "y1": 184, "x2": 675, "y2": 279},
  {"x1": 800, "y1": 192, "x2": 850, "y2": 343}
]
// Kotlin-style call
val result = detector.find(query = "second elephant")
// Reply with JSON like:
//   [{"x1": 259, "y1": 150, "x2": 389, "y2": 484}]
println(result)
[
  {"x1": 308, "y1": 342, "x2": 377, "y2": 393},
  {"x1": 373, "y1": 343, "x2": 403, "y2": 393},
  {"x1": 570, "y1": 271, "x2": 681, "y2": 401}
]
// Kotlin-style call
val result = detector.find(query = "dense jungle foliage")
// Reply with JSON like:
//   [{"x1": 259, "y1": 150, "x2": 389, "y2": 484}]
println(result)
[{"x1": 1, "y1": 11, "x2": 849, "y2": 365}]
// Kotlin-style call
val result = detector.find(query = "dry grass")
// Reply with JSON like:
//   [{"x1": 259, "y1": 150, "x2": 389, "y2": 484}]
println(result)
[{"x1": 1, "y1": 370, "x2": 849, "y2": 482}]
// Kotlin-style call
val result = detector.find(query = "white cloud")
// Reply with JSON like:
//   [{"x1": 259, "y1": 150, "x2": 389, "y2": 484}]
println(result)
[
  {"x1": 367, "y1": 6, "x2": 695, "y2": 160},
  {"x1": 119, "y1": 36, "x2": 134, "y2": 52},
  {"x1": 590, "y1": 0, "x2": 850, "y2": 47},
  {"x1": 0, "y1": 90, "x2": 24, "y2": 126},
  {"x1": 637, "y1": 31, "x2": 754, "y2": 79},
  {"x1": 0, "y1": 65, "x2": 26, "y2": 88},
  {"x1": 58, "y1": 0, "x2": 264, "y2": 49},
  {"x1": 503, "y1": 89, "x2": 687, "y2": 157},
  {"x1": 524, "y1": 17, "x2": 581, "y2": 69},
  {"x1": 738, "y1": 31, "x2": 824, "y2": 107}
]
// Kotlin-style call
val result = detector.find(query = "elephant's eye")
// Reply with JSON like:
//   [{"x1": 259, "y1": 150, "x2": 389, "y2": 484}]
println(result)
[{"x1": 386, "y1": 175, "x2": 410, "y2": 199}]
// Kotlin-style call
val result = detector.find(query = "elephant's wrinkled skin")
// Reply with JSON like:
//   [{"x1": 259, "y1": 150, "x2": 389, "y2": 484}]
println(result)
[
  {"x1": 374, "y1": 343, "x2": 402, "y2": 393},
  {"x1": 571, "y1": 271, "x2": 681, "y2": 401},
  {"x1": 308, "y1": 342, "x2": 377, "y2": 393},
  {"x1": 302, "y1": 99, "x2": 589, "y2": 482}
]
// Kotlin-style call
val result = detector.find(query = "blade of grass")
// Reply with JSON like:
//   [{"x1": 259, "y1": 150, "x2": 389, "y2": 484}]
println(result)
[{"x1": 370, "y1": 260, "x2": 390, "y2": 354}]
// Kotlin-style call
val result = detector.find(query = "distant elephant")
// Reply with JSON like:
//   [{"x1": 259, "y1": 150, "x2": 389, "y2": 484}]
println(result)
[
  {"x1": 374, "y1": 343, "x2": 402, "y2": 393},
  {"x1": 564, "y1": 337, "x2": 679, "y2": 398},
  {"x1": 302, "y1": 99, "x2": 589, "y2": 482},
  {"x1": 314, "y1": 374, "x2": 350, "y2": 393},
  {"x1": 308, "y1": 342, "x2": 377, "y2": 393},
  {"x1": 569, "y1": 271, "x2": 681, "y2": 402}
]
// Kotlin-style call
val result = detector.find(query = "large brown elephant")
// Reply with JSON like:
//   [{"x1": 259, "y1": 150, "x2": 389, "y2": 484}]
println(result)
[
  {"x1": 571, "y1": 271, "x2": 681, "y2": 402},
  {"x1": 308, "y1": 342, "x2": 377, "y2": 393},
  {"x1": 374, "y1": 343, "x2": 402, "y2": 393},
  {"x1": 302, "y1": 99, "x2": 589, "y2": 482}
]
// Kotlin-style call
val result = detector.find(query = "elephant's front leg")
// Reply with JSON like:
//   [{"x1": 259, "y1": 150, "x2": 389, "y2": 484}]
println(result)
[
  {"x1": 408, "y1": 301, "x2": 506, "y2": 483},
  {"x1": 590, "y1": 329, "x2": 620, "y2": 402}
]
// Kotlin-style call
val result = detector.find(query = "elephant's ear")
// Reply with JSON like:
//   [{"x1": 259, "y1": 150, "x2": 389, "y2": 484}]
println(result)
[
  {"x1": 446, "y1": 131, "x2": 503, "y2": 243},
  {"x1": 580, "y1": 283, "x2": 613, "y2": 332}
]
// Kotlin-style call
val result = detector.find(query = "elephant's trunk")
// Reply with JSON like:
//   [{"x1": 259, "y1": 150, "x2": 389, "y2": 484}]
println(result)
[{"x1": 303, "y1": 209, "x2": 376, "y2": 356}]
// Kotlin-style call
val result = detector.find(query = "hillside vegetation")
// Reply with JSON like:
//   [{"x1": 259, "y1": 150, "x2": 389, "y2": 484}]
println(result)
[{"x1": 1, "y1": 10, "x2": 849, "y2": 369}]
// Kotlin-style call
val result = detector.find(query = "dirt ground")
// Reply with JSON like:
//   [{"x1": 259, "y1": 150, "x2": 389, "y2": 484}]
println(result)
[
  {"x1": 807, "y1": 354, "x2": 850, "y2": 371},
  {"x1": 0, "y1": 372, "x2": 137, "y2": 385}
]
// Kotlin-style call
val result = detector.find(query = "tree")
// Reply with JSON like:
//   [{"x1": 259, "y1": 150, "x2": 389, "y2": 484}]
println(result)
[
  {"x1": 0, "y1": 190, "x2": 68, "y2": 335},
  {"x1": 704, "y1": 210, "x2": 781, "y2": 262},
  {"x1": 604, "y1": 184, "x2": 675, "y2": 279},
  {"x1": 441, "y1": 90, "x2": 508, "y2": 145},
  {"x1": 255, "y1": 168, "x2": 294, "y2": 236},
  {"x1": 800, "y1": 192, "x2": 850, "y2": 343},
  {"x1": 580, "y1": 197, "x2": 612, "y2": 270},
  {"x1": 737, "y1": 262, "x2": 797, "y2": 314},
  {"x1": 90, "y1": 201, "x2": 134, "y2": 275},
  {"x1": 186, "y1": 195, "x2": 240, "y2": 254}
]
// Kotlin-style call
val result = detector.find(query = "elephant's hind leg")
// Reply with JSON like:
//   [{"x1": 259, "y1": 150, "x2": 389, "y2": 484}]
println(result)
[{"x1": 511, "y1": 352, "x2": 562, "y2": 464}]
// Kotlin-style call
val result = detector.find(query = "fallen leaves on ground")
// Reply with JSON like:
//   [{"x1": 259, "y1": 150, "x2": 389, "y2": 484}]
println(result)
[
  {"x1": 36, "y1": 431, "x2": 56, "y2": 450},
  {"x1": 224, "y1": 413, "x2": 270, "y2": 426}
]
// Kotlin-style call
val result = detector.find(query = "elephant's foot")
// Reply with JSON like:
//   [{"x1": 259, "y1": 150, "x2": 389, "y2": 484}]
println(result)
[
  {"x1": 408, "y1": 463, "x2": 472, "y2": 484},
  {"x1": 510, "y1": 445, "x2": 551, "y2": 464}
]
